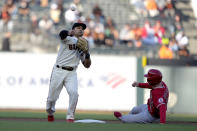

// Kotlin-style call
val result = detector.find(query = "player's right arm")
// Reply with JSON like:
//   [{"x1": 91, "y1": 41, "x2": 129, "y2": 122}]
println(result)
[
  {"x1": 132, "y1": 81, "x2": 152, "y2": 89},
  {"x1": 59, "y1": 30, "x2": 74, "y2": 40}
]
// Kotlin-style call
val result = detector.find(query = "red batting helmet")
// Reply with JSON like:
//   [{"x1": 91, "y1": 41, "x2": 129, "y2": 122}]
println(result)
[{"x1": 144, "y1": 69, "x2": 162, "y2": 86}]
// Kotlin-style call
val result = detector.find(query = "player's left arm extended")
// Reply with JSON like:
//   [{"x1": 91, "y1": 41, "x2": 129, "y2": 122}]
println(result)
[
  {"x1": 159, "y1": 104, "x2": 167, "y2": 124},
  {"x1": 82, "y1": 52, "x2": 91, "y2": 68}
]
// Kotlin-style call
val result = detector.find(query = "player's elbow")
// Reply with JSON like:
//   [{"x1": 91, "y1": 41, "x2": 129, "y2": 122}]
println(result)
[
  {"x1": 85, "y1": 62, "x2": 91, "y2": 68},
  {"x1": 85, "y1": 64, "x2": 90, "y2": 68},
  {"x1": 84, "y1": 64, "x2": 91, "y2": 68},
  {"x1": 83, "y1": 60, "x2": 91, "y2": 68}
]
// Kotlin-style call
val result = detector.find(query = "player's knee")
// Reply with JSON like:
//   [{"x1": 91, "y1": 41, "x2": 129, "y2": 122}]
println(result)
[
  {"x1": 47, "y1": 97, "x2": 58, "y2": 102},
  {"x1": 130, "y1": 107, "x2": 138, "y2": 114},
  {"x1": 73, "y1": 92, "x2": 79, "y2": 97},
  {"x1": 69, "y1": 91, "x2": 78, "y2": 97}
]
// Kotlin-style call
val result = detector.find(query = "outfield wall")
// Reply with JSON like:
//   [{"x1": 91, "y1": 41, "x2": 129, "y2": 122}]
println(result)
[
  {"x1": 0, "y1": 53, "x2": 137, "y2": 111},
  {"x1": 1, "y1": 53, "x2": 197, "y2": 114}
]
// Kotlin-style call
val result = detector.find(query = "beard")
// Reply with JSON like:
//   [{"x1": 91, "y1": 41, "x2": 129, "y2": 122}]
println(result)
[{"x1": 76, "y1": 32, "x2": 83, "y2": 37}]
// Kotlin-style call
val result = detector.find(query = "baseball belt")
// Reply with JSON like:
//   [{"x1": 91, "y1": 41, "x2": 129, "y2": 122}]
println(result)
[{"x1": 56, "y1": 65, "x2": 74, "y2": 71}]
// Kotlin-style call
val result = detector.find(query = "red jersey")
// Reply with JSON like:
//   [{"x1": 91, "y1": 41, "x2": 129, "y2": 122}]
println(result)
[{"x1": 138, "y1": 81, "x2": 169, "y2": 123}]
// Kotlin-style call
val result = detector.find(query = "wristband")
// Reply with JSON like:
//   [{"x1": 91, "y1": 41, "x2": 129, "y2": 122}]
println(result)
[{"x1": 85, "y1": 53, "x2": 90, "y2": 59}]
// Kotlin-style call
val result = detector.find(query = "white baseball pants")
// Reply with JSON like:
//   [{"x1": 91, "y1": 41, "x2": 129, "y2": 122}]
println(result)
[
  {"x1": 120, "y1": 104, "x2": 159, "y2": 123},
  {"x1": 46, "y1": 66, "x2": 78, "y2": 120}
]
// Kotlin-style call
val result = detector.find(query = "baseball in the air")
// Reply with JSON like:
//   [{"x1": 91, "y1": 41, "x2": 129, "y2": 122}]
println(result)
[{"x1": 70, "y1": 4, "x2": 76, "y2": 11}]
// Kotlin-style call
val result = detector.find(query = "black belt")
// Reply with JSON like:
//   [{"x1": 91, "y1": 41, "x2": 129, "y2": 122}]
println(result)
[{"x1": 56, "y1": 65, "x2": 74, "y2": 71}]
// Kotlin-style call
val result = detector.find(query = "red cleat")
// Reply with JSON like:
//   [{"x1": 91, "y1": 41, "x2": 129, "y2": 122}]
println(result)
[
  {"x1": 66, "y1": 119, "x2": 74, "y2": 123},
  {"x1": 48, "y1": 115, "x2": 54, "y2": 122},
  {"x1": 114, "y1": 111, "x2": 122, "y2": 119}
]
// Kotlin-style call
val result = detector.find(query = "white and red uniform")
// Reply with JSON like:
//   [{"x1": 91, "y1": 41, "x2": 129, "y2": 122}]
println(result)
[
  {"x1": 120, "y1": 81, "x2": 169, "y2": 123},
  {"x1": 46, "y1": 30, "x2": 86, "y2": 120}
]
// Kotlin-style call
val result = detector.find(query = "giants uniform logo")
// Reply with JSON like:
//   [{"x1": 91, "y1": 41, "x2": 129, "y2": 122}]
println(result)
[
  {"x1": 68, "y1": 44, "x2": 77, "y2": 50},
  {"x1": 68, "y1": 44, "x2": 84, "y2": 56}
]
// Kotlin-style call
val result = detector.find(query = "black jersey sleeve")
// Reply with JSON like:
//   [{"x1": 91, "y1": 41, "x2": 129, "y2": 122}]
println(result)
[{"x1": 59, "y1": 30, "x2": 69, "y2": 40}]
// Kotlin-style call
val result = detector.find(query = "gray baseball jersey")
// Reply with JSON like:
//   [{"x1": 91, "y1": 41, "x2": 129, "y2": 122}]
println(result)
[{"x1": 56, "y1": 36, "x2": 85, "y2": 67}]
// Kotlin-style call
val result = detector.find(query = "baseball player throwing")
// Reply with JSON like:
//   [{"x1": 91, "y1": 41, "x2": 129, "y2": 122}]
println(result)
[
  {"x1": 46, "y1": 22, "x2": 91, "y2": 123},
  {"x1": 114, "y1": 69, "x2": 169, "y2": 124}
]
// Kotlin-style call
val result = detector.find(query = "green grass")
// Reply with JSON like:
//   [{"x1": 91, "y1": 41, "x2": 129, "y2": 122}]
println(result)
[
  {"x1": 1, "y1": 111, "x2": 197, "y2": 121},
  {"x1": 0, "y1": 110, "x2": 197, "y2": 131},
  {"x1": 166, "y1": 113, "x2": 197, "y2": 122},
  {"x1": 1, "y1": 120, "x2": 197, "y2": 131}
]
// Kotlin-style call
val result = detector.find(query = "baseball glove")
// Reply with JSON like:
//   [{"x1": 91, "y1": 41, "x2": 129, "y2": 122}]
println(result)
[{"x1": 76, "y1": 37, "x2": 89, "y2": 53}]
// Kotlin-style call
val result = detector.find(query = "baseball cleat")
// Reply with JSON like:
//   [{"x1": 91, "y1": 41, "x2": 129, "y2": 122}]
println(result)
[
  {"x1": 66, "y1": 119, "x2": 74, "y2": 123},
  {"x1": 48, "y1": 115, "x2": 54, "y2": 122},
  {"x1": 114, "y1": 111, "x2": 122, "y2": 119}
]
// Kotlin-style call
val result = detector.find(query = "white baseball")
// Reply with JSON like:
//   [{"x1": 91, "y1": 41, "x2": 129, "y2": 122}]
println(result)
[{"x1": 70, "y1": 4, "x2": 76, "y2": 11}]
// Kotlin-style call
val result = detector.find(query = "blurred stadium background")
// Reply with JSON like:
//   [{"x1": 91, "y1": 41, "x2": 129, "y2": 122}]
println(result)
[
  {"x1": 1, "y1": 0, "x2": 197, "y2": 57},
  {"x1": 1, "y1": 0, "x2": 197, "y2": 127}
]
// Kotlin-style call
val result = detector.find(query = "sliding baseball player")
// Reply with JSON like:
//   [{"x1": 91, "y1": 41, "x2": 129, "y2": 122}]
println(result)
[{"x1": 114, "y1": 69, "x2": 169, "y2": 124}]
